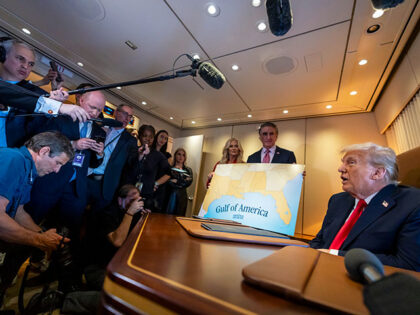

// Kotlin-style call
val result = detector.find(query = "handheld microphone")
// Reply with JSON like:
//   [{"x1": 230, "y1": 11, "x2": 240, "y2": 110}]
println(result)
[
  {"x1": 88, "y1": 117, "x2": 123, "y2": 128},
  {"x1": 266, "y1": 0, "x2": 293, "y2": 36},
  {"x1": 344, "y1": 248, "x2": 384, "y2": 284}
]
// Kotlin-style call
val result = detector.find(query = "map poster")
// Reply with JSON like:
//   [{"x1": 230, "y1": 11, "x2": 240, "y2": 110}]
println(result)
[{"x1": 198, "y1": 163, "x2": 305, "y2": 236}]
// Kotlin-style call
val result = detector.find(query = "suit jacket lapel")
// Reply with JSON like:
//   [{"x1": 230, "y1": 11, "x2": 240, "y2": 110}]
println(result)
[
  {"x1": 342, "y1": 185, "x2": 397, "y2": 249},
  {"x1": 272, "y1": 146, "x2": 281, "y2": 163},
  {"x1": 326, "y1": 195, "x2": 355, "y2": 246},
  {"x1": 108, "y1": 130, "x2": 128, "y2": 163}
]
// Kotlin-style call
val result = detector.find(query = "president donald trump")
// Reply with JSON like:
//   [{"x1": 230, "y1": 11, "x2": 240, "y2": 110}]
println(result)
[{"x1": 310, "y1": 143, "x2": 420, "y2": 271}]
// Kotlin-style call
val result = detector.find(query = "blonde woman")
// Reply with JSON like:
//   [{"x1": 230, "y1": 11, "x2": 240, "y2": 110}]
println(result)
[{"x1": 206, "y1": 138, "x2": 244, "y2": 188}]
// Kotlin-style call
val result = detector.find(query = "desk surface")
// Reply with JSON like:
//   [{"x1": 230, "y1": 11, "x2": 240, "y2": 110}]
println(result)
[{"x1": 101, "y1": 214, "x2": 324, "y2": 314}]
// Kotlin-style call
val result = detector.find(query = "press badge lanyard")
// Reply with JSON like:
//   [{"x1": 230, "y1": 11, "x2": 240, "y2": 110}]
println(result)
[{"x1": 72, "y1": 122, "x2": 91, "y2": 168}]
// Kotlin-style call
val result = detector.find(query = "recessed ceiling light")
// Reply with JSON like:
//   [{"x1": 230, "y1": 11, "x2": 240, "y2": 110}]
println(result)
[
  {"x1": 191, "y1": 120, "x2": 196, "y2": 124},
  {"x1": 192, "y1": 54, "x2": 200, "y2": 60},
  {"x1": 247, "y1": 114, "x2": 252, "y2": 118},
  {"x1": 217, "y1": 118, "x2": 222, "y2": 121},
  {"x1": 116, "y1": 86, "x2": 121, "y2": 90},
  {"x1": 257, "y1": 21, "x2": 268, "y2": 32},
  {"x1": 170, "y1": 116, "x2": 174, "y2": 120},
  {"x1": 350, "y1": 91, "x2": 358, "y2": 96},
  {"x1": 326, "y1": 105, "x2": 333, "y2": 109},
  {"x1": 206, "y1": 3, "x2": 220, "y2": 17},
  {"x1": 77, "y1": 62, "x2": 84, "y2": 67},
  {"x1": 367, "y1": 24, "x2": 381, "y2": 34},
  {"x1": 231, "y1": 64, "x2": 239, "y2": 71},
  {"x1": 141, "y1": 101, "x2": 147, "y2": 105},
  {"x1": 251, "y1": 0, "x2": 262, "y2": 7},
  {"x1": 372, "y1": 9, "x2": 384, "y2": 19},
  {"x1": 22, "y1": 28, "x2": 31, "y2": 35},
  {"x1": 358, "y1": 59, "x2": 368, "y2": 66},
  {"x1": 283, "y1": 110, "x2": 289, "y2": 114}
]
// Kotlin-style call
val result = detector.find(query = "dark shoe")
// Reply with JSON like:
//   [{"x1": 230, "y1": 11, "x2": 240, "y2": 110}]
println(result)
[{"x1": 25, "y1": 290, "x2": 64, "y2": 315}]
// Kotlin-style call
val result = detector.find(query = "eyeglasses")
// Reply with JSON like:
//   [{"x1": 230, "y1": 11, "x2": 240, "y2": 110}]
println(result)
[{"x1": 118, "y1": 110, "x2": 134, "y2": 119}]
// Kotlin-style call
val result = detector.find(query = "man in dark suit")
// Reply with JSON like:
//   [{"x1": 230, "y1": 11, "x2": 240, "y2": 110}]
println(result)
[
  {"x1": 25, "y1": 90, "x2": 106, "y2": 228},
  {"x1": 310, "y1": 143, "x2": 420, "y2": 271},
  {"x1": 247, "y1": 122, "x2": 296, "y2": 164},
  {"x1": 0, "y1": 39, "x2": 89, "y2": 146},
  {"x1": 87, "y1": 104, "x2": 137, "y2": 210}
]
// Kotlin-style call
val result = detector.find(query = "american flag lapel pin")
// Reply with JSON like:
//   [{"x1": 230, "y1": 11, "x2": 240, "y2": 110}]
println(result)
[{"x1": 382, "y1": 201, "x2": 389, "y2": 207}]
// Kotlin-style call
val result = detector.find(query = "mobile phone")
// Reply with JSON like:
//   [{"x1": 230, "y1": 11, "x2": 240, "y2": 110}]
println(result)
[
  {"x1": 92, "y1": 135, "x2": 106, "y2": 143},
  {"x1": 49, "y1": 61, "x2": 63, "y2": 83}
]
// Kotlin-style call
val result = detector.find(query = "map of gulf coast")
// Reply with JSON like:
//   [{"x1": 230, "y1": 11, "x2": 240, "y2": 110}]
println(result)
[{"x1": 199, "y1": 163, "x2": 305, "y2": 236}]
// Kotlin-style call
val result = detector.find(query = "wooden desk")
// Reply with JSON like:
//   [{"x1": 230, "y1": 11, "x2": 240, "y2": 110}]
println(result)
[{"x1": 101, "y1": 214, "x2": 325, "y2": 314}]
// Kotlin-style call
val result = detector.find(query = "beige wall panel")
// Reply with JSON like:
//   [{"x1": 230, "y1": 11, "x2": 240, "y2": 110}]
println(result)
[
  {"x1": 303, "y1": 113, "x2": 386, "y2": 236},
  {"x1": 407, "y1": 31, "x2": 420, "y2": 85},
  {"x1": 374, "y1": 56, "x2": 419, "y2": 133},
  {"x1": 232, "y1": 120, "x2": 306, "y2": 234},
  {"x1": 180, "y1": 126, "x2": 233, "y2": 215}
]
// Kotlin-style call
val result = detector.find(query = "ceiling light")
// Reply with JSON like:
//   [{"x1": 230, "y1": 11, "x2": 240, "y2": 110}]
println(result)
[
  {"x1": 326, "y1": 105, "x2": 333, "y2": 109},
  {"x1": 191, "y1": 121, "x2": 196, "y2": 124},
  {"x1": 251, "y1": 0, "x2": 261, "y2": 7},
  {"x1": 231, "y1": 64, "x2": 239, "y2": 71},
  {"x1": 22, "y1": 28, "x2": 31, "y2": 35},
  {"x1": 77, "y1": 62, "x2": 84, "y2": 67},
  {"x1": 170, "y1": 116, "x2": 174, "y2": 120},
  {"x1": 206, "y1": 3, "x2": 220, "y2": 17},
  {"x1": 257, "y1": 21, "x2": 268, "y2": 32},
  {"x1": 283, "y1": 110, "x2": 289, "y2": 114},
  {"x1": 358, "y1": 59, "x2": 368, "y2": 66},
  {"x1": 247, "y1": 114, "x2": 252, "y2": 118},
  {"x1": 372, "y1": 9, "x2": 384, "y2": 19},
  {"x1": 367, "y1": 24, "x2": 381, "y2": 34},
  {"x1": 192, "y1": 54, "x2": 200, "y2": 60},
  {"x1": 116, "y1": 86, "x2": 121, "y2": 90},
  {"x1": 141, "y1": 101, "x2": 147, "y2": 105},
  {"x1": 217, "y1": 118, "x2": 222, "y2": 121},
  {"x1": 350, "y1": 91, "x2": 358, "y2": 96}
]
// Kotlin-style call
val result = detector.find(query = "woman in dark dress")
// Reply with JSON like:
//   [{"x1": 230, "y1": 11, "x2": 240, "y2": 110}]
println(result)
[
  {"x1": 151, "y1": 130, "x2": 172, "y2": 211},
  {"x1": 165, "y1": 148, "x2": 193, "y2": 216},
  {"x1": 121, "y1": 125, "x2": 170, "y2": 211}
]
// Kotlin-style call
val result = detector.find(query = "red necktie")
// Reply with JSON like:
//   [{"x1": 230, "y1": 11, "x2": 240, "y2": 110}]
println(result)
[
  {"x1": 329, "y1": 199, "x2": 367, "y2": 250},
  {"x1": 262, "y1": 149, "x2": 270, "y2": 163}
]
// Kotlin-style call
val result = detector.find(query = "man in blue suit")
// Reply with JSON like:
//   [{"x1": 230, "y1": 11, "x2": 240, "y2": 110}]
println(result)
[
  {"x1": 310, "y1": 143, "x2": 420, "y2": 271},
  {"x1": 247, "y1": 122, "x2": 296, "y2": 164}
]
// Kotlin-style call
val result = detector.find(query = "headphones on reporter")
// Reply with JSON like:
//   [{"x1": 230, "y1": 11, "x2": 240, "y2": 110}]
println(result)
[{"x1": 0, "y1": 36, "x2": 12, "y2": 63}]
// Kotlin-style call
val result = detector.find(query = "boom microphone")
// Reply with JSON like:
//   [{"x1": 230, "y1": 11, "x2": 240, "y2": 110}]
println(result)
[
  {"x1": 344, "y1": 248, "x2": 384, "y2": 284},
  {"x1": 371, "y1": 0, "x2": 405, "y2": 10},
  {"x1": 197, "y1": 62, "x2": 226, "y2": 89},
  {"x1": 266, "y1": 0, "x2": 293, "y2": 36},
  {"x1": 185, "y1": 55, "x2": 226, "y2": 90},
  {"x1": 88, "y1": 117, "x2": 123, "y2": 128}
]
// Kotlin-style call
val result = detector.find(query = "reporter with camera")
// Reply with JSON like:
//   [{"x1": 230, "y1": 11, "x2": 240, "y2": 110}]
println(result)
[
  {"x1": 0, "y1": 131, "x2": 73, "y2": 304},
  {"x1": 83, "y1": 185, "x2": 149, "y2": 290},
  {"x1": 87, "y1": 104, "x2": 138, "y2": 210}
]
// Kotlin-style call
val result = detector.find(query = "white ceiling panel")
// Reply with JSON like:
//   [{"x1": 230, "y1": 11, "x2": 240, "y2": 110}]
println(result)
[{"x1": 0, "y1": 0, "x2": 417, "y2": 129}]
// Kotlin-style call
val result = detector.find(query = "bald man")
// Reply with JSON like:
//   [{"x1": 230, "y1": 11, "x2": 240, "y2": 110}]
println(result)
[{"x1": 25, "y1": 89, "x2": 106, "y2": 228}]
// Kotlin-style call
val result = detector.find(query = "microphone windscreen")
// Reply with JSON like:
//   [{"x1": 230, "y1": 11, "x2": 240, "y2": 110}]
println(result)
[
  {"x1": 198, "y1": 62, "x2": 226, "y2": 90},
  {"x1": 266, "y1": 0, "x2": 293, "y2": 36},
  {"x1": 371, "y1": 0, "x2": 405, "y2": 10},
  {"x1": 345, "y1": 248, "x2": 384, "y2": 283}
]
